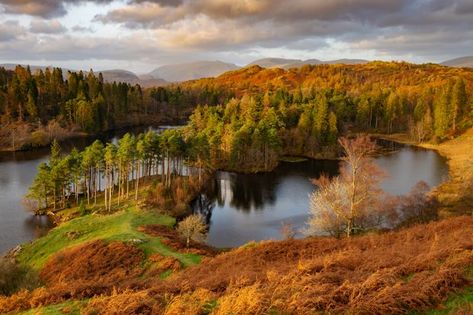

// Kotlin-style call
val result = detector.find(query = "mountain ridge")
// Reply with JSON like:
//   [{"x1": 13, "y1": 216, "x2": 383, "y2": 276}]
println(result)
[
  {"x1": 441, "y1": 56, "x2": 473, "y2": 68},
  {"x1": 4, "y1": 56, "x2": 472, "y2": 87},
  {"x1": 148, "y1": 60, "x2": 239, "y2": 82}
]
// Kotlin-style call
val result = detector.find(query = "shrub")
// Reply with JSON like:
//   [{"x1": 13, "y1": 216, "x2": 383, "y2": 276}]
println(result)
[{"x1": 0, "y1": 258, "x2": 41, "y2": 296}]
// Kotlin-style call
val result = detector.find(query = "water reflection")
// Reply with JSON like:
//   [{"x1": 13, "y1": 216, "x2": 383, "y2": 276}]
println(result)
[
  {"x1": 193, "y1": 145, "x2": 449, "y2": 248},
  {"x1": 0, "y1": 125, "x2": 172, "y2": 254}
]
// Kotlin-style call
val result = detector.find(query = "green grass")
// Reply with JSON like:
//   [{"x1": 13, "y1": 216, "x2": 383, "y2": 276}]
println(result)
[
  {"x1": 18, "y1": 300, "x2": 86, "y2": 315},
  {"x1": 425, "y1": 266, "x2": 473, "y2": 314},
  {"x1": 18, "y1": 206, "x2": 200, "y2": 269},
  {"x1": 160, "y1": 269, "x2": 173, "y2": 279},
  {"x1": 426, "y1": 287, "x2": 473, "y2": 314}
]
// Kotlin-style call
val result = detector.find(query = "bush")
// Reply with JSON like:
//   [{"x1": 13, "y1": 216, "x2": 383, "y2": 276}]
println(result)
[
  {"x1": 0, "y1": 258, "x2": 41, "y2": 296},
  {"x1": 30, "y1": 130, "x2": 49, "y2": 147},
  {"x1": 79, "y1": 201, "x2": 89, "y2": 216}
]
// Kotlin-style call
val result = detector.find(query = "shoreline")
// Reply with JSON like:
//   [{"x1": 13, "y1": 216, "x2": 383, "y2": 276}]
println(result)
[
  {"x1": 0, "y1": 116, "x2": 188, "y2": 153},
  {"x1": 3, "y1": 131, "x2": 469, "y2": 256},
  {"x1": 372, "y1": 130, "x2": 473, "y2": 217}
]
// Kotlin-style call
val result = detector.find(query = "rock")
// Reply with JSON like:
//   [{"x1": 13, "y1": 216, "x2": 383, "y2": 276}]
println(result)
[
  {"x1": 4, "y1": 245, "x2": 22, "y2": 258},
  {"x1": 129, "y1": 238, "x2": 146, "y2": 245}
]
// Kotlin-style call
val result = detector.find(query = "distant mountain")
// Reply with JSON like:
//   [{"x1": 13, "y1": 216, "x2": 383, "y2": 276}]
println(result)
[
  {"x1": 0, "y1": 64, "x2": 168, "y2": 87},
  {"x1": 247, "y1": 58, "x2": 304, "y2": 69},
  {"x1": 323, "y1": 58, "x2": 369, "y2": 65},
  {"x1": 99, "y1": 70, "x2": 168, "y2": 87},
  {"x1": 148, "y1": 60, "x2": 239, "y2": 82},
  {"x1": 99, "y1": 69, "x2": 139, "y2": 83},
  {"x1": 441, "y1": 56, "x2": 473, "y2": 68},
  {"x1": 247, "y1": 58, "x2": 368, "y2": 69}
]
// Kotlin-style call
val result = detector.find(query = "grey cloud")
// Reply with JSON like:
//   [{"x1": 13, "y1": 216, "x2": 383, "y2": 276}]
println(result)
[
  {"x1": 350, "y1": 28, "x2": 473, "y2": 62},
  {"x1": 0, "y1": 21, "x2": 25, "y2": 42},
  {"x1": 71, "y1": 25, "x2": 95, "y2": 33},
  {"x1": 98, "y1": 0, "x2": 412, "y2": 27},
  {"x1": 0, "y1": 0, "x2": 114, "y2": 18},
  {"x1": 30, "y1": 20, "x2": 67, "y2": 34},
  {"x1": 455, "y1": 0, "x2": 473, "y2": 14},
  {"x1": 130, "y1": 0, "x2": 184, "y2": 7},
  {"x1": 93, "y1": 0, "x2": 473, "y2": 56},
  {"x1": 1, "y1": 0, "x2": 473, "y2": 68},
  {"x1": 0, "y1": 32, "x2": 175, "y2": 64},
  {"x1": 0, "y1": 0, "x2": 180, "y2": 18}
]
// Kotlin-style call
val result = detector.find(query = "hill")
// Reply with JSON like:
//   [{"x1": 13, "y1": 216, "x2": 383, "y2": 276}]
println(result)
[
  {"x1": 149, "y1": 60, "x2": 239, "y2": 82},
  {"x1": 247, "y1": 57, "x2": 305, "y2": 69},
  {"x1": 178, "y1": 61, "x2": 473, "y2": 98},
  {"x1": 99, "y1": 69, "x2": 139, "y2": 83},
  {"x1": 442, "y1": 56, "x2": 473, "y2": 68},
  {"x1": 247, "y1": 57, "x2": 369, "y2": 69}
]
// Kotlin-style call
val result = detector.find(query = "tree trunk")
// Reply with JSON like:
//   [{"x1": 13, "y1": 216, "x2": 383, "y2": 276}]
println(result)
[{"x1": 135, "y1": 163, "x2": 140, "y2": 201}]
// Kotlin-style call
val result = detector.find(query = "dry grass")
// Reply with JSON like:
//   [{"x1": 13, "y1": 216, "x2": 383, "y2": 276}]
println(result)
[
  {"x1": 155, "y1": 215, "x2": 473, "y2": 314},
  {"x1": 2, "y1": 216, "x2": 472, "y2": 314},
  {"x1": 139, "y1": 224, "x2": 217, "y2": 256},
  {"x1": 0, "y1": 241, "x2": 144, "y2": 314},
  {"x1": 40, "y1": 240, "x2": 144, "y2": 285},
  {"x1": 83, "y1": 289, "x2": 165, "y2": 315}
]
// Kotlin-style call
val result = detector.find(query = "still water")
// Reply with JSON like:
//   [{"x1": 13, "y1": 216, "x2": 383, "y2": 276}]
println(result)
[
  {"x1": 0, "y1": 135, "x2": 449, "y2": 253},
  {"x1": 193, "y1": 144, "x2": 449, "y2": 248}
]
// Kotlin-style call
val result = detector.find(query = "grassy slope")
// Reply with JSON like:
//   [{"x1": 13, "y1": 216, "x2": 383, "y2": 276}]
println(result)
[
  {"x1": 73, "y1": 215, "x2": 472, "y2": 314},
  {"x1": 18, "y1": 206, "x2": 200, "y2": 270}
]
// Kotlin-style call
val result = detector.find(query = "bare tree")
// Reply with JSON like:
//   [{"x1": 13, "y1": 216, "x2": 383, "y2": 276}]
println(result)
[
  {"x1": 307, "y1": 135, "x2": 385, "y2": 237},
  {"x1": 280, "y1": 222, "x2": 296, "y2": 240},
  {"x1": 177, "y1": 214, "x2": 207, "y2": 248}
]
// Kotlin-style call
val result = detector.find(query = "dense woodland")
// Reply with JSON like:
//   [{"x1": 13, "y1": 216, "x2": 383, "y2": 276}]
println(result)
[
  {"x1": 27, "y1": 129, "x2": 209, "y2": 214},
  {"x1": 184, "y1": 64, "x2": 471, "y2": 171},
  {"x1": 25, "y1": 61, "x2": 473, "y2": 210},
  {"x1": 1, "y1": 62, "x2": 471, "y2": 155},
  {"x1": 0, "y1": 65, "x2": 225, "y2": 150}
]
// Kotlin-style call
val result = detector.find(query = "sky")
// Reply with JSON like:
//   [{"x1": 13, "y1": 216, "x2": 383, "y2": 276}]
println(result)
[{"x1": 0, "y1": 0, "x2": 472, "y2": 74}]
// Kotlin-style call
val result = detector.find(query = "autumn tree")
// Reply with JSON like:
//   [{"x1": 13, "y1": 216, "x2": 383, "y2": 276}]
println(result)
[
  {"x1": 307, "y1": 135, "x2": 385, "y2": 237},
  {"x1": 451, "y1": 77, "x2": 467, "y2": 133},
  {"x1": 177, "y1": 214, "x2": 207, "y2": 248}
]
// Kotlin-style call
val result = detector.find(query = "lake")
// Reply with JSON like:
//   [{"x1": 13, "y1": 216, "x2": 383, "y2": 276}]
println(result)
[
  {"x1": 0, "y1": 136, "x2": 449, "y2": 253},
  {"x1": 0, "y1": 126, "x2": 165, "y2": 254},
  {"x1": 192, "y1": 143, "x2": 449, "y2": 248}
]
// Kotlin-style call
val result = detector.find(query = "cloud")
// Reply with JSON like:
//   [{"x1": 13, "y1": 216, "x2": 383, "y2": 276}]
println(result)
[
  {"x1": 0, "y1": 0, "x2": 113, "y2": 18},
  {"x1": 30, "y1": 20, "x2": 67, "y2": 34},
  {"x1": 0, "y1": 21, "x2": 26, "y2": 42},
  {"x1": 71, "y1": 25, "x2": 95, "y2": 33},
  {"x1": 91, "y1": 0, "x2": 473, "y2": 62},
  {"x1": 0, "y1": 0, "x2": 472, "y2": 70},
  {"x1": 0, "y1": 30, "x2": 169, "y2": 63}
]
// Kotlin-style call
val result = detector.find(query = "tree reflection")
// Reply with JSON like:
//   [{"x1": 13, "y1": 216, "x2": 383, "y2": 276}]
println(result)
[{"x1": 192, "y1": 159, "x2": 341, "y2": 218}]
